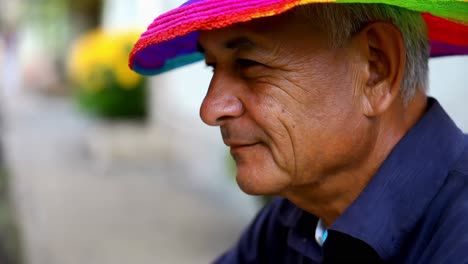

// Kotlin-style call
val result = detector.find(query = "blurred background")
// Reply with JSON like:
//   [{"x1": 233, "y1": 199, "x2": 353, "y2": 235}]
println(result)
[{"x1": 0, "y1": 0, "x2": 466, "y2": 264}]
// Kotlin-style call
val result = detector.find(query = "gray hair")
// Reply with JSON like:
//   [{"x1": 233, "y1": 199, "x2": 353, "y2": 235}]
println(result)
[{"x1": 295, "y1": 4, "x2": 430, "y2": 103}]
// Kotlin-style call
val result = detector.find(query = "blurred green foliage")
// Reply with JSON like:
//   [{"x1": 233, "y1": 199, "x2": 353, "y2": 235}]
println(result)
[
  {"x1": 75, "y1": 73, "x2": 147, "y2": 120},
  {"x1": 68, "y1": 30, "x2": 148, "y2": 120}
]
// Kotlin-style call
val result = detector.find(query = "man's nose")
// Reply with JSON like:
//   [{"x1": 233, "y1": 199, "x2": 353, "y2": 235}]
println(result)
[{"x1": 200, "y1": 74, "x2": 244, "y2": 126}]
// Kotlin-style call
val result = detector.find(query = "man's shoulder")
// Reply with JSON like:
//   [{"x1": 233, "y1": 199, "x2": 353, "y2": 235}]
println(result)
[
  {"x1": 452, "y1": 134, "x2": 468, "y2": 175},
  {"x1": 419, "y1": 137, "x2": 468, "y2": 262},
  {"x1": 441, "y1": 134, "x2": 468, "y2": 205},
  {"x1": 435, "y1": 133, "x2": 468, "y2": 219}
]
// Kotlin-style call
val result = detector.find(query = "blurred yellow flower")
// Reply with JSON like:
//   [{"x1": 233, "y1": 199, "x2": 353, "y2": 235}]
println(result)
[{"x1": 68, "y1": 29, "x2": 143, "y2": 92}]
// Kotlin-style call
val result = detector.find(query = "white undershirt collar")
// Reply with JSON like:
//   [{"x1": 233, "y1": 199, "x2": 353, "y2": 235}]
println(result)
[{"x1": 314, "y1": 218, "x2": 328, "y2": 247}]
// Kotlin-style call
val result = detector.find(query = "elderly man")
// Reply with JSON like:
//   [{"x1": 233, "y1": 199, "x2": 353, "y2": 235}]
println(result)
[{"x1": 130, "y1": 1, "x2": 468, "y2": 263}]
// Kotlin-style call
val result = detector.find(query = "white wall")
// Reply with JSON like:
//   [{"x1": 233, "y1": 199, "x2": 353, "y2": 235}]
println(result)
[
  {"x1": 428, "y1": 56, "x2": 468, "y2": 132},
  {"x1": 102, "y1": 0, "x2": 163, "y2": 30}
]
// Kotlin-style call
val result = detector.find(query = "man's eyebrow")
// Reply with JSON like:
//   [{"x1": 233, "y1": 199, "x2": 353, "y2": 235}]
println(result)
[
  {"x1": 196, "y1": 36, "x2": 255, "y2": 54},
  {"x1": 224, "y1": 37, "x2": 255, "y2": 50}
]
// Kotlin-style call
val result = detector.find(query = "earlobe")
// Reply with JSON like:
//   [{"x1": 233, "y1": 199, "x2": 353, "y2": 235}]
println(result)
[
  {"x1": 361, "y1": 82, "x2": 395, "y2": 117},
  {"x1": 355, "y1": 22, "x2": 406, "y2": 117}
]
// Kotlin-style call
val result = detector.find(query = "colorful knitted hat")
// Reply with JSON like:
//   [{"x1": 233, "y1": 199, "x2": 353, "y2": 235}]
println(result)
[{"x1": 129, "y1": 0, "x2": 468, "y2": 76}]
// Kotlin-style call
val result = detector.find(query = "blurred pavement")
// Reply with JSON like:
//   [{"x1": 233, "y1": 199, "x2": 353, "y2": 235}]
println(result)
[{"x1": 1, "y1": 92, "x2": 258, "y2": 264}]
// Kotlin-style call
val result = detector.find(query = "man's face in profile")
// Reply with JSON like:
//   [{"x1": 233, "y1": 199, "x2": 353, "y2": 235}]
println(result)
[{"x1": 198, "y1": 12, "x2": 372, "y2": 196}]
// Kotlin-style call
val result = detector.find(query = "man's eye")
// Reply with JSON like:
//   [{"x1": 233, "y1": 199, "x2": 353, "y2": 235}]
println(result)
[{"x1": 236, "y1": 58, "x2": 259, "y2": 68}]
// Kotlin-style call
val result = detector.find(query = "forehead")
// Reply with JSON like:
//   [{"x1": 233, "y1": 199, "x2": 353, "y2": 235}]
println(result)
[{"x1": 198, "y1": 11, "x2": 327, "y2": 54}]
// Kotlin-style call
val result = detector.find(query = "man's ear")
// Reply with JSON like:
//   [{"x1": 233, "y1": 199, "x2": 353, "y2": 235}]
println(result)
[{"x1": 352, "y1": 22, "x2": 406, "y2": 117}]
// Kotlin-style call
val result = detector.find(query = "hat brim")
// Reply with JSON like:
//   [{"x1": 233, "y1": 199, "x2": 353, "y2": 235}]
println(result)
[{"x1": 129, "y1": 0, "x2": 468, "y2": 76}]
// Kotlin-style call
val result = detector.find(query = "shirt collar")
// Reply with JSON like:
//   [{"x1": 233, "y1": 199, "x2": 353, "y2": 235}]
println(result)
[{"x1": 329, "y1": 98, "x2": 466, "y2": 260}]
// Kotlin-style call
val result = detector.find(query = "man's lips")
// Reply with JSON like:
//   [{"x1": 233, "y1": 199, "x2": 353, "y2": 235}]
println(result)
[{"x1": 227, "y1": 142, "x2": 259, "y2": 152}]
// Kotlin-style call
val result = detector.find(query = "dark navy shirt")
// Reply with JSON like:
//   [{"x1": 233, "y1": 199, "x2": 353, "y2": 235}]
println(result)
[{"x1": 215, "y1": 99, "x2": 468, "y2": 263}]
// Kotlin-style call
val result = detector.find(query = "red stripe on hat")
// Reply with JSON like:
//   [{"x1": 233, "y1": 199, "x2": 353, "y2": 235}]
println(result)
[{"x1": 423, "y1": 13, "x2": 468, "y2": 46}]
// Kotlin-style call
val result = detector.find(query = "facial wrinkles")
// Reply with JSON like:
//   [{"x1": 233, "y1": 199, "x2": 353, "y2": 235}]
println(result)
[
  {"x1": 351, "y1": 63, "x2": 365, "y2": 104},
  {"x1": 254, "y1": 91, "x2": 296, "y2": 175},
  {"x1": 273, "y1": 77, "x2": 317, "y2": 179},
  {"x1": 217, "y1": 50, "x2": 297, "y2": 176},
  {"x1": 253, "y1": 69, "x2": 326, "y2": 182},
  {"x1": 247, "y1": 52, "x2": 340, "y2": 180},
  {"x1": 248, "y1": 71, "x2": 302, "y2": 135},
  {"x1": 291, "y1": 58, "x2": 361, "y2": 181},
  {"x1": 277, "y1": 114, "x2": 299, "y2": 178},
  {"x1": 251, "y1": 61, "x2": 315, "y2": 106},
  {"x1": 203, "y1": 17, "x2": 353, "y2": 176},
  {"x1": 267, "y1": 42, "x2": 339, "y2": 103}
]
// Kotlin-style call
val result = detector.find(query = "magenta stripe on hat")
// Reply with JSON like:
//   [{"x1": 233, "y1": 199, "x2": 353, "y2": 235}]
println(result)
[{"x1": 141, "y1": 0, "x2": 292, "y2": 39}]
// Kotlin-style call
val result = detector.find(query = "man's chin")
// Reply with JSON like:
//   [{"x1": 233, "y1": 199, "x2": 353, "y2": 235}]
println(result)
[
  {"x1": 235, "y1": 171, "x2": 285, "y2": 196},
  {"x1": 237, "y1": 182, "x2": 268, "y2": 196}
]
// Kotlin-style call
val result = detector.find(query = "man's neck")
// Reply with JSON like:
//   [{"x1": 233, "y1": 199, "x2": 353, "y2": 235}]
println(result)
[{"x1": 282, "y1": 92, "x2": 428, "y2": 227}]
